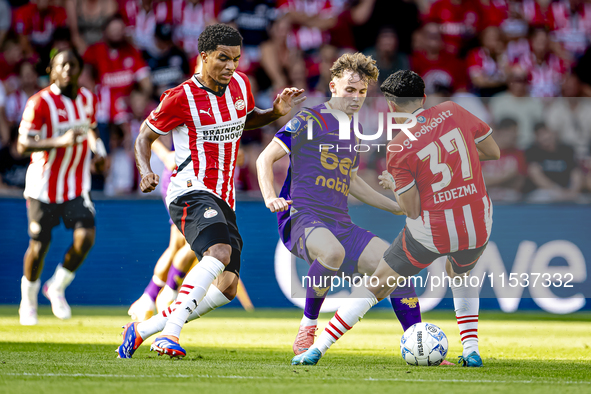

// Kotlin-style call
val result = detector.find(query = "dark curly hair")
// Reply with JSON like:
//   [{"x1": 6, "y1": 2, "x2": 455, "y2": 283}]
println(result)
[
  {"x1": 198, "y1": 24, "x2": 243, "y2": 54},
  {"x1": 380, "y1": 70, "x2": 425, "y2": 106}
]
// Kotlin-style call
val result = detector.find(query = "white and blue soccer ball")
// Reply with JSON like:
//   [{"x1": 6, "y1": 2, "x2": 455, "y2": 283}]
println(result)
[{"x1": 400, "y1": 322, "x2": 448, "y2": 366}]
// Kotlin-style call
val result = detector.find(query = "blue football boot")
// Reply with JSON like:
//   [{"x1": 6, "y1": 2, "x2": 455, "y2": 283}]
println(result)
[
  {"x1": 458, "y1": 351, "x2": 483, "y2": 367},
  {"x1": 117, "y1": 322, "x2": 144, "y2": 359},
  {"x1": 291, "y1": 348, "x2": 322, "y2": 365},
  {"x1": 151, "y1": 336, "x2": 187, "y2": 358}
]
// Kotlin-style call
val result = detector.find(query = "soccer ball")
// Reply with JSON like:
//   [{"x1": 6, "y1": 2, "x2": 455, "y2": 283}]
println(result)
[{"x1": 400, "y1": 322, "x2": 448, "y2": 366}]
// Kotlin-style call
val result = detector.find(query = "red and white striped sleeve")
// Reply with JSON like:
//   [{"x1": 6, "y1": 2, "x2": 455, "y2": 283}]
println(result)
[
  {"x1": 146, "y1": 89, "x2": 184, "y2": 135},
  {"x1": 19, "y1": 94, "x2": 48, "y2": 138}
]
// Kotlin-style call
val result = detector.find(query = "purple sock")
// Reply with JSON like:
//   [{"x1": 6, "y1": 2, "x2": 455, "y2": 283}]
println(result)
[
  {"x1": 390, "y1": 282, "x2": 422, "y2": 332},
  {"x1": 303, "y1": 259, "x2": 336, "y2": 320},
  {"x1": 165, "y1": 265, "x2": 187, "y2": 291},
  {"x1": 144, "y1": 279, "x2": 163, "y2": 301}
]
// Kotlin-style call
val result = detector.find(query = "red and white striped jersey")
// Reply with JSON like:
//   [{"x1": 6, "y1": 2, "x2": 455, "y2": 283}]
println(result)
[
  {"x1": 146, "y1": 71, "x2": 255, "y2": 210},
  {"x1": 19, "y1": 84, "x2": 97, "y2": 204},
  {"x1": 387, "y1": 101, "x2": 493, "y2": 255}
]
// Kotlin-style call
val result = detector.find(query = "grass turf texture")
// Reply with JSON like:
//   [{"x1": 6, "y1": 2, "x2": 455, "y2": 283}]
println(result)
[{"x1": 0, "y1": 306, "x2": 590, "y2": 394}]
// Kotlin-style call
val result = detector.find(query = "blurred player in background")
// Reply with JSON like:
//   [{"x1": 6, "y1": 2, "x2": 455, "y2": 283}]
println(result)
[
  {"x1": 17, "y1": 49, "x2": 106, "y2": 325},
  {"x1": 292, "y1": 70, "x2": 500, "y2": 367},
  {"x1": 117, "y1": 24, "x2": 304, "y2": 358},
  {"x1": 256, "y1": 53, "x2": 425, "y2": 356}
]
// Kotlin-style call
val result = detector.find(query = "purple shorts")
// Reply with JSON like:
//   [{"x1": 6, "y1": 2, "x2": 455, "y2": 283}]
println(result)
[
  {"x1": 285, "y1": 212, "x2": 376, "y2": 275},
  {"x1": 161, "y1": 167, "x2": 173, "y2": 225}
]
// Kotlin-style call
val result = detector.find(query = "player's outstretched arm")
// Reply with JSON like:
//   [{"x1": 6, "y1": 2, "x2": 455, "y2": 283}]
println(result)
[
  {"x1": 244, "y1": 88, "x2": 306, "y2": 131},
  {"x1": 349, "y1": 172, "x2": 403, "y2": 215},
  {"x1": 476, "y1": 134, "x2": 501, "y2": 161},
  {"x1": 135, "y1": 121, "x2": 161, "y2": 193},
  {"x1": 256, "y1": 140, "x2": 292, "y2": 213}
]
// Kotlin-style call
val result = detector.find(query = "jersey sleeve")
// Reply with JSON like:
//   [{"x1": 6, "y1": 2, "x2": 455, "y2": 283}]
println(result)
[
  {"x1": 19, "y1": 95, "x2": 47, "y2": 138},
  {"x1": 145, "y1": 90, "x2": 184, "y2": 135},
  {"x1": 453, "y1": 102, "x2": 492, "y2": 144},
  {"x1": 237, "y1": 71, "x2": 255, "y2": 114},
  {"x1": 273, "y1": 111, "x2": 308, "y2": 155},
  {"x1": 387, "y1": 150, "x2": 415, "y2": 195}
]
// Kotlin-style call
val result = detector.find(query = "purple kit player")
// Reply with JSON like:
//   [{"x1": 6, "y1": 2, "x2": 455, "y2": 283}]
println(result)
[{"x1": 256, "y1": 53, "x2": 423, "y2": 355}]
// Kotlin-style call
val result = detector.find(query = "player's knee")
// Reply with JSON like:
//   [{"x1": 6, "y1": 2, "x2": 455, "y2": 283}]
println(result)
[
  {"x1": 322, "y1": 243, "x2": 346, "y2": 268},
  {"x1": 206, "y1": 243, "x2": 232, "y2": 266},
  {"x1": 28, "y1": 239, "x2": 50, "y2": 261}
]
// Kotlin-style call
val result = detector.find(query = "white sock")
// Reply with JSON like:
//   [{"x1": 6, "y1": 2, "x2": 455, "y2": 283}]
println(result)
[
  {"x1": 21, "y1": 276, "x2": 40, "y2": 307},
  {"x1": 450, "y1": 275, "x2": 480, "y2": 357},
  {"x1": 152, "y1": 275, "x2": 166, "y2": 287},
  {"x1": 187, "y1": 285, "x2": 230, "y2": 321},
  {"x1": 160, "y1": 256, "x2": 225, "y2": 338},
  {"x1": 300, "y1": 316, "x2": 318, "y2": 327},
  {"x1": 312, "y1": 286, "x2": 377, "y2": 355},
  {"x1": 137, "y1": 284, "x2": 230, "y2": 339},
  {"x1": 48, "y1": 265, "x2": 75, "y2": 291}
]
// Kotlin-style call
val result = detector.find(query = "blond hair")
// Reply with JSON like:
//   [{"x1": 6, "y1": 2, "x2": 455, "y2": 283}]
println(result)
[{"x1": 329, "y1": 52, "x2": 379, "y2": 84}]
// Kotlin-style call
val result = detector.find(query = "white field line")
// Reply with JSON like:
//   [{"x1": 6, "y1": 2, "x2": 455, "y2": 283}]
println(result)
[{"x1": 3, "y1": 372, "x2": 591, "y2": 385}]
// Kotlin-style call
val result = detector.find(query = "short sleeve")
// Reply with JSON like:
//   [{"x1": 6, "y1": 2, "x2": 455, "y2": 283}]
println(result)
[
  {"x1": 19, "y1": 95, "x2": 47, "y2": 137},
  {"x1": 89, "y1": 92, "x2": 98, "y2": 127},
  {"x1": 454, "y1": 102, "x2": 492, "y2": 144},
  {"x1": 273, "y1": 111, "x2": 308, "y2": 155},
  {"x1": 239, "y1": 71, "x2": 255, "y2": 113},
  {"x1": 146, "y1": 90, "x2": 184, "y2": 135},
  {"x1": 387, "y1": 150, "x2": 415, "y2": 195}
]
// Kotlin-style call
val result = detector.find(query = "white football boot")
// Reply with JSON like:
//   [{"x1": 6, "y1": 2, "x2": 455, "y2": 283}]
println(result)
[{"x1": 42, "y1": 265, "x2": 75, "y2": 320}]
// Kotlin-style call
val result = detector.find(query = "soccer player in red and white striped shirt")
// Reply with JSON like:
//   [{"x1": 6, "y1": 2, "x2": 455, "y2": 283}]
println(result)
[
  {"x1": 117, "y1": 24, "x2": 304, "y2": 358},
  {"x1": 17, "y1": 50, "x2": 107, "y2": 326},
  {"x1": 292, "y1": 70, "x2": 500, "y2": 367}
]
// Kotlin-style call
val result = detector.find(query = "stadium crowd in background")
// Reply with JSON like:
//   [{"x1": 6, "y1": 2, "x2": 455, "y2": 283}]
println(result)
[{"x1": 1, "y1": 0, "x2": 591, "y2": 203}]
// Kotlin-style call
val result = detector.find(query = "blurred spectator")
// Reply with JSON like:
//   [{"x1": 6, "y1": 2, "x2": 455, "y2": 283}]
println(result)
[
  {"x1": 424, "y1": 0, "x2": 480, "y2": 55},
  {"x1": 355, "y1": 0, "x2": 421, "y2": 54},
  {"x1": 143, "y1": 23, "x2": 190, "y2": 100},
  {"x1": 5, "y1": 61, "x2": 39, "y2": 130},
  {"x1": 0, "y1": 81, "x2": 8, "y2": 146},
  {"x1": 104, "y1": 123, "x2": 135, "y2": 196},
  {"x1": 410, "y1": 23, "x2": 468, "y2": 94},
  {"x1": 260, "y1": 16, "x2": 295, "y2": 91},
  {"x1": 66, "y1": 0, "x2": 119, "y2": 53},
  {"x1": 547, "y1": 0, "x2": 591, "y2": 60},
  {"x1": 173, "y1": 0, "x2": 219, "y2": 58},
  {"x1": 489, "y1": 66, "x2": 543, "y2": 148},
  {"x1": 13, "y1": 0, "x2": 68, "y2": 75},
  {"x1": 219, "y1": 0, "x2": 277, "y2": 75},
  {"x1": 81, "y1": 14, "x2": 152, "y2": 149},
  {"x1": 512, "y1": 27, "x2": 568, "y2": 97},
  {"x1": 466, "y1": 26, "x2": 508, "y2": 96},
  {"x1": 544, "y1": 74, "x2": 591, "y2": 159},
  {"x1": 0, "y1": 36, "x2": 25, "y2": 93},
  {"x1": 481, "y1": 117, "x2": 527, "y2": 201},
  {"x1": 0, "y1": 0, "x2": 11, "y2": 48},
  {"x1": 364, "y1": 27, "x2": 409, "y2": 86},
  {"x1": 120, "y1": 0, "x2": 174, "y2": 52},
  {"x1": 477, "y1": 0, "x2": 509, "y2": 29},
  {"x1": 525, "y1": 122, "x2": 583, "y2": 202},
  {"x1": 0, "y1": 119, "x2": 29, "y2": 189}
]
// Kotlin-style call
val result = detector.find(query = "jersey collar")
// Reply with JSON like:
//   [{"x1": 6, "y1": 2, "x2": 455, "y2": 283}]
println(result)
[
  {"x1": 50, "y1": 83, "x2": 61, "y2": 95},
  {"x1": 192, "y1": 74, "x2": 227, "y2": 97},
  {"x1": 404, "y1": 107, "x2": 425, "y2": 124}
]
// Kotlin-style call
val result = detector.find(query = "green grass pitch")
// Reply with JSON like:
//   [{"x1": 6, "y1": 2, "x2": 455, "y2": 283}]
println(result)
[{"x1": 1, "y1": 306, "x2": 590, "y2": 394}]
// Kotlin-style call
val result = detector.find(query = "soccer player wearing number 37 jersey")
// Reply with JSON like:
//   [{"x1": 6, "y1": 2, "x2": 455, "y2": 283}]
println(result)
[
  {"x1": 292, "y1": 70, "x2": 500, "y2": 367},
  {"x1": 117, "y1": 24, "x2": 305, "y2": 359}
]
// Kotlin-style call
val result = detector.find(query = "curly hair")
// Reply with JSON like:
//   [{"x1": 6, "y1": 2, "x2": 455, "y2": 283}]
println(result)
[
  {"x1": 198, "y1": 24, "x2": 243, "y2": 54},
  {"x1": 329, "y1": 52, "x2": 379, "y2": 84},
  {"x1": 380, "y1": 70, "x2": 425, "y2": 106}
]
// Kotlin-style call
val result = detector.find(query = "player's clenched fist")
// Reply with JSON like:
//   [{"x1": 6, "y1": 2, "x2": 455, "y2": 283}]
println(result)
[
  {"x1": 378, "y1": 170, "x2": 396, "y2": 191},
  {"x1": 140, "y1": 173, "x2": 159, "y2": 193},
  {"x1": 266, "y1": 197, "x2": 292, "y2": 213}
]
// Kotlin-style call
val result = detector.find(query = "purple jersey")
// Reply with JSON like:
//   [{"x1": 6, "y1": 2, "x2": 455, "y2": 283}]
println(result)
[{"x1": 274, "y1": 103, "x2": 360, "y2": 248}]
